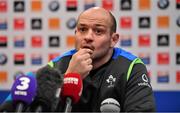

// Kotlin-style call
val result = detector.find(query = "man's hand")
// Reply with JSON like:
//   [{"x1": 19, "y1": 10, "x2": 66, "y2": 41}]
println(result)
[{"x1": 65, "y1": 48, "x2": 93, "y2": 79}]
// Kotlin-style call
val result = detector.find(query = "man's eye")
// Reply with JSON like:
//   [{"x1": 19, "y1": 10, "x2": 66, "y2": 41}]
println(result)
[
  {"x1": 79, "y1": 27, "x2": 87, "y2": 32},
  {"x1": 95, "y1": 29, "x2": 103, "y2": 35}
]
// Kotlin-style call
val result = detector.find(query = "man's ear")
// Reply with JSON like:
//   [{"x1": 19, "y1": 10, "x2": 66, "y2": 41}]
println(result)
[
  {"x1": 110, "y1": 33, "x2": 119, "y2": 47},
  {"x1": 75, "y1": 28, "x2": 77, "y2": 34}
]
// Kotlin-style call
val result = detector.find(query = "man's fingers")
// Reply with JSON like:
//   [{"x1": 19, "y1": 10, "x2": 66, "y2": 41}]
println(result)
[
  {"x1": 88, "y1": 65, "x2": 93, "y2": 71},
  {"x1": 82, "y1": 53, "x2": 91, "y2": 61},
  {"x1": 79, "y1": 48, "x2": 93, "y2": 55},
  {"x1": 77, "y1": 48, "x2": 93, "y2": 61},
  {"x1": 86, "y1": 58, "x2": 92, "y2": 65},
  {"x1": 85, "y1": 49, "x2": 93, "y2": 54}
]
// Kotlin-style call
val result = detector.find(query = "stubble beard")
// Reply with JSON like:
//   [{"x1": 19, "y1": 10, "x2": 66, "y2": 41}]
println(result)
[{"x1": 91, "y1": 48, "x2": 112, "y2": 69}]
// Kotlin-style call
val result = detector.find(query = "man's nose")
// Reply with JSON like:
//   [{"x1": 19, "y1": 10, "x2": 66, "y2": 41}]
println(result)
[{"x1": 84, "y1": 29, "x2": 94, "y2": 41}]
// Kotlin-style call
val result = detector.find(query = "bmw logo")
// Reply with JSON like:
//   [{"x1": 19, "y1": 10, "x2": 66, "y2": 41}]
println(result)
[
  {"x1": 66, "y1": 18, "x2": 77, "y2": 29},
  {"x1": 49, "y1": 1, "x2": 60, "y2": 12},
  {"x1": 0, "y1": 53, "x2": 7, "y2": 65},
  {"x1": 158, "y1": 0, "x2": 169, "y2": 9}
]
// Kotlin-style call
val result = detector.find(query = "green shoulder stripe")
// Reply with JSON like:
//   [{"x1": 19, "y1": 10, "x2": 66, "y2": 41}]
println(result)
[
  {"x1": 48, "y1": 61, "x2": 54, "y2": 68},
  {"x1": 126, "y1": 58, "x2": 144, "y2": 81}
]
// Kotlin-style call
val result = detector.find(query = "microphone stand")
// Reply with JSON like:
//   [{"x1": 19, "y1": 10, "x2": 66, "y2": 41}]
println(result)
[
  {"x1": 15, "y1": 102, "x2": 24, "y2": 113},
  {"x1": 35, "y1": 106, "x2": 43, "y2": 113},
  {"x1": 64, "y1": 97, "x2": 72, "y2": 113}
]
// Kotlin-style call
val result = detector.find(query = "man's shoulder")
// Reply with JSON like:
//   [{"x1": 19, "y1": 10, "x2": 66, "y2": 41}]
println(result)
[{"x1": 112, "y1": 47, "x2": 137, "y2": 61}]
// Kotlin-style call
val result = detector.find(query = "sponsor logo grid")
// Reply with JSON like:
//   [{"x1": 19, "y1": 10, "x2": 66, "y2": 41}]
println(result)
[{"x1": 0, "y1": 0, "x2": 179, "y2": 90}]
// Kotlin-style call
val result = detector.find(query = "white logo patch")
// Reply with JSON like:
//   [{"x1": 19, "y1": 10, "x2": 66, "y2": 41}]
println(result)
[
  {"x1": 138, "y1": 74, "x2": 151, "y2": 88},
  {"x1": 106, "y1": 75, "x2": 116, "y2": 88},
  {"x1": 142, "y1": 74, "x2": 148, "y2": 82}
]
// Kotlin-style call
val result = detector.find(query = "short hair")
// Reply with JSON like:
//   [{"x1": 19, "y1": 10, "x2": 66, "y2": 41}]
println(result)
[{"x1": 109, "y1": 11, "x2": 117, "y2": 33}]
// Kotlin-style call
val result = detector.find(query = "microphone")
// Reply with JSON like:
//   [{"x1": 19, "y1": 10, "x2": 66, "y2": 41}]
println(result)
[
  {"x1": 29, "y1": 66, "x2": 63, "y2": 112},
  {"x1": 100, "y1": 98, "x2": 120, "y2": 113},
  {"x1": 11, "y1": 73, "x2": 37, "y2": 113},
  {"x1": 61, "y1": 73, "x2": 83, "y2": 113}
]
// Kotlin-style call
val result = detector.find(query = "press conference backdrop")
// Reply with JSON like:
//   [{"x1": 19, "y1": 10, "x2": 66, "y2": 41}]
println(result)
[{"x1": 0, "y1": 0, "x2": 180, "y2": 111}]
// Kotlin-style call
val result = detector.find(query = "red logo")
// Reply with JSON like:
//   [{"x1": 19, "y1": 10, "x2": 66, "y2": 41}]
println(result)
[
  {"x1": 0, "y1": 0, "x2": 7, "y2": 12},
  {"x1": 31, "y1": 36, "x2": 42, "y2": 47},
  {"x1": 120, "y1": 17, "x2": 132, "y2": 29},
  {"x1": 14, "y1": 18, "x2": 25, "y2": 30},
  {"x1": 0, "y1": 36, "x2": 7, "y2": 41},
  {"x1": 0, "y1": 35, "x2": 7, "y2": 45},
  {"x1": 14, "y1": 54, "x2": 24, "y2": 61},
  {"x1": 138, "y1": 34, "x2": 150, "y2": 47},
  {"x1": 102, "y1": 0, "x2": 113, "y2": 10},
  {"x1": 157, "y1": 52, "x2": 169, "y2": 65},
  {"x1": 66, "y1": 0, "x2": 77, "y2": 10},
  {"x1": 67, "y1": 0, "x2": 77, "y2": 7},
  {"x1": 177, "y1": 0, "x2": 180, "y2": 9},
  {"x1": 176, "y1": 71, "x2": 180, "y2": 83},
  {"x1": 14, "y1": 53, "x2": 25, "y2": 65},
  {"x1": 177, "y1": 0, "x2": 180, "y2": 4}
]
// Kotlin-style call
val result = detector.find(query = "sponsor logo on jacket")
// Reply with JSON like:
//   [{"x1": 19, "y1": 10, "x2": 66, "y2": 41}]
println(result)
[
  {"x1": 138, "y1": 74, "x2": 151, "y2": 88},
  {"x1": 106, "y1": 75, "x2": 116, "y2": 88}
]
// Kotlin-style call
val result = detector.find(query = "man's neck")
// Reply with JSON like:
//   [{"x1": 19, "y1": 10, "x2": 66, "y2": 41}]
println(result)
[{"x1": 92, "y1": 48, "x2": 114, "y2": 70}]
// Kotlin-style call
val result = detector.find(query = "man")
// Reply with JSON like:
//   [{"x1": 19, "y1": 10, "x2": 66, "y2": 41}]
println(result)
[{"x1": 0, "y1": 7, "x2": 156, "y2": 112}]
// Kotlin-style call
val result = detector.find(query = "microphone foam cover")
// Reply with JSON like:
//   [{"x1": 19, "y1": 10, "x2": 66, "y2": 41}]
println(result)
[
  {"x1": 61, "y1": 73, "x2": 83, "y2": 103},
  {"x1": 34, "y1": 66, "x2": 63, "y2": 110},
  {"x1": 100, "y1": 98, "x2": 120, "y2": 112},
  {"x1": 11, "y1": 74, "x2": 37, "y2": 105}
]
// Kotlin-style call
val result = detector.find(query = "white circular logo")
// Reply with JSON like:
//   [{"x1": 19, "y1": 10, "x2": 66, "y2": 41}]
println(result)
[{"x1": 142, "y1": 74, "x2": 148, "y2": 82}]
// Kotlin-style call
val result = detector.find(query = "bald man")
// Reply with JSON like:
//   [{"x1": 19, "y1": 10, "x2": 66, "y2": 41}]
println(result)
[
  {"x1": 66, "y1": 7, "x2": 119, "y2": 79},
  {"x1": 0, "y1": 7, "x2": 156, "y2": 112}
]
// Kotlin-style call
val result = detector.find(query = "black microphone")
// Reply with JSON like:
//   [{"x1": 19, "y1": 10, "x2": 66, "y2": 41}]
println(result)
[
  {"x1": 29, "y1": 66, "x2": 63, "y2": 112},
  {"x1": 100, "y1": 98, "x2": 120, "y2": 113},
  {"x1": 11, "y1": 72, "x2": 37, "y2": 113}
]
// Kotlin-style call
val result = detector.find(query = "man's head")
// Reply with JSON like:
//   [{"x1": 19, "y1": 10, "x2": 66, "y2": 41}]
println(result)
[
  {"x1": 77, "y1": 7, "x2": 117, "y2": 34},
  {"x1": 75, "y1": 7, "x2": 119, "y2": 67}
]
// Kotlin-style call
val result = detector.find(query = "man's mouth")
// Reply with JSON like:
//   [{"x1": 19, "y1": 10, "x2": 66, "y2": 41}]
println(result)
[{"x1": 82, "y1": 45, "x2": 94, "y2": 51}]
